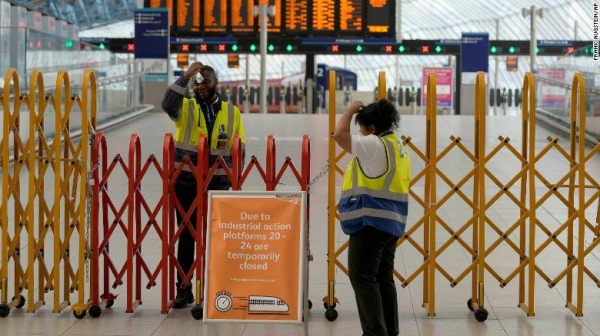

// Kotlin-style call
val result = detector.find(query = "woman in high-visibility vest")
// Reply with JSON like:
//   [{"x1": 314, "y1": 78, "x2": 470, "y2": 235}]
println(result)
[{"x1": 334, "y1": 99, "x2": 411, "y2": 336}]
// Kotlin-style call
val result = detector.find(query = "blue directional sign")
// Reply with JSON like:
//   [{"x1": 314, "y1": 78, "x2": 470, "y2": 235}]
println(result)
[
  {"x1": 537, "y1": 40, "x2": 572, "y2": 46},
  {"x1": 301, "y1": 37, "x2": 397, "y2": 46},
  {"x1": 461, "y1": 32, "x2": 489, "y2": 73},
  {"x1": 171, "y1": 37, "x2": 238, "y2": 44},
  {"x1": 134, "y1": 8, "x2": 169, "y2": 59}
]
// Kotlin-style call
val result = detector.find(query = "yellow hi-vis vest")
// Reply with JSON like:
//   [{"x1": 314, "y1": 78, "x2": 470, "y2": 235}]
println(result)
[
  {"x1": 339, "y1": 133, "x2": 411, "y2": 237},
  {"x1": 173, "y1": 97, "x2": 245, "y2": 156}
]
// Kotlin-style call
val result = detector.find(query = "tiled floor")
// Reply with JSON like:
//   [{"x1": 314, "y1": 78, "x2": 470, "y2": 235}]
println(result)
[{"x1": 1, "y1": 112, "x2": 600, "y2": 336}]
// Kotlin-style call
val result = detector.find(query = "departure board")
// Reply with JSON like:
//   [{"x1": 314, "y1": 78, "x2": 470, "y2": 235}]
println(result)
[
  {"x1": 144, "y1": 0, "x2": 394, "y2": 37},
  {"x1": 231, "y1": 0, "x2": 254, "y2": 32},
  {"x1": 285, "y1": 0, "x2": 308, "y2": 31},
  {"x1": 366, "y1": 0, "x2": 391, "y2": 34},
  {"x1": 177, "y1": 0, "x2": 200, "y2": 32},
  {"x1": 340, "y1": 0, "x2": 362, "y2": 32},
  {"x1": 205, "y1": 0, "x2": 227, "y2": 32},
  {"x1": 267, "y1": 0, "x2": 282, "y2": 33},
  {"x1": 312, "y1": 0, "x2": 335, "y2": 31},
  {"x1": 148, "y1": 0, "x2": 173, "y2": 25}
]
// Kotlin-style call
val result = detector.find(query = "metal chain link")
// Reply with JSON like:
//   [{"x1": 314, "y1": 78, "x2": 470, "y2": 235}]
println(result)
[
  {"x1": 307, "y1": 160, "x2": 330, "y2": 190},
  {"x1": 85, "y1": 127, "x2": 99, "y2": 283},
  {"x1": 275, "y1": 160, "x2": 330, "y2": 190}
]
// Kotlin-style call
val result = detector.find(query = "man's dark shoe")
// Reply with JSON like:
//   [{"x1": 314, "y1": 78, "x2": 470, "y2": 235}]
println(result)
[{"x1": 174, "y1": 288, "x2": 194, "y2": 309}]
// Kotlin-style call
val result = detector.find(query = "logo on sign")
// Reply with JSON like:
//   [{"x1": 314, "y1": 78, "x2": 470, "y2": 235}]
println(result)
[{"x1": 215, "y1": 291, "x2": 233, "y2": 312}]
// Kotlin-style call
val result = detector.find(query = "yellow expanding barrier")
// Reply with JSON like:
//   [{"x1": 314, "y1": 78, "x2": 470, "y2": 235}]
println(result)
[
  {"x1": 1, "y1": 69, "x2": 27, "y2": 316},
  {"x1": 0, "y1": 68, "x2": 96, "y2": 318},
  {"x1": 323, "y1": 69, "x2": 599, "y2": 323}
]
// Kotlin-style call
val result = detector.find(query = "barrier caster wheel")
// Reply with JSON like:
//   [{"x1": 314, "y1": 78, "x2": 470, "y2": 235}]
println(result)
[
  {"x1": 105, "y1": 299, "x2": 115, "y2": 309},
  {"x1": 0, "y1": 304, "x2": 10, "y2": 318},
  {"x1": 308, "y1": 300, "x2": 312, "y2": 310},
  {"x1": 12, "y1": 296, "x2": 25, "y2": 309},
  {"x1": 89, "y1": 305, "x2": 102, "y2": 318},
  {"x1": 467, "y1": 298, "x2": 474, "y2": 312},
  {"x1": 474, "y1": 307, "x2": 488, "y2": 322},
  {"x1": 73, "y1": 309, "x2": 86, "y2": 319},
  {"x1": 191, "y1": 306, "x2": 203, "y2": 320},
  {"x1": 325, "y1": 308, "x2": 338, "y2": 321},
  {"x1": 324, "y1": 302, "x2": 336, "y2": 310}
]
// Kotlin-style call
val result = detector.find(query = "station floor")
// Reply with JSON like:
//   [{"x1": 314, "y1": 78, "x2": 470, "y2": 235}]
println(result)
[{"x1": 2, "y1": 112, "x2": 600, "y2": 336}]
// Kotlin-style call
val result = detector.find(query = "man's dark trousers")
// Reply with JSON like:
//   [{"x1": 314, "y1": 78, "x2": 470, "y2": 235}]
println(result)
[{"x1": 175, "y1": 175, "x2": 230, "y2": 288}]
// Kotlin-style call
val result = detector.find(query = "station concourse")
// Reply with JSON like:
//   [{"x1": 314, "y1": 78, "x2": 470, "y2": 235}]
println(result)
[{"x1": 0, "y1": 0, "x2": 597, "y2": 335}]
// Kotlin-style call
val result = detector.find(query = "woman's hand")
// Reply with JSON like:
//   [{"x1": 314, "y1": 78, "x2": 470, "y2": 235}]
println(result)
[{"x1": 348, "y1": 101, "x2": 364, "y2": 114}]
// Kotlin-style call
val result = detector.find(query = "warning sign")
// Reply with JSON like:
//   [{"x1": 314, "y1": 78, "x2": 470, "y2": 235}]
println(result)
[{"x1": 203, "y1": 191, "x2": 306, "y2": 323}]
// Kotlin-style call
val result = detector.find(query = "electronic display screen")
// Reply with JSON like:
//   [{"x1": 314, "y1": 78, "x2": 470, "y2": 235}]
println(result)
[
  {"x1": 231, "y1": 0, "x2": 254, "y2": 32},
  {"x1": 204, "y1": 0, "x2": 227, "y2": 32},
  {"x1": 340, "y1": 0, "x2": 362, "y2": 32},
  {"x1": 284, "y1": 0, "x2": 308, "y2": 31},
  {"x1": 312, "y1": 0, "x2": 335, "y2": 31},
  {"x1": 366, "y1": 0, "x2": 391, "y2": 34},
  {"x1": 176, "y1": 0, "x2": 200, "y2": 32},
  {"x1": 144, "y1": 0, "x2": 394, "y2": 37}
]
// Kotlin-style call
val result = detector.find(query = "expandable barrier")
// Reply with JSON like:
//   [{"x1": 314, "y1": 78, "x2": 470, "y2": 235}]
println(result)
[
  {"x1": 88, "y1": 131, "x2": 311, "y2": 319},
  {"x1": 87, "y1": 132, "x2": 165, "y2": 317},
  {"x1": 324, "y1": 70, "x2": 600, "y2": 322},
  {"x1": 2, "y1": 67, "x2": 598, "y2": 323},
  {"x1": 0, "y1": 68, "x2": 96, "y2": 318},
  {"x1": 0, "y1": 68, "x2": 312, "y2": 319}
]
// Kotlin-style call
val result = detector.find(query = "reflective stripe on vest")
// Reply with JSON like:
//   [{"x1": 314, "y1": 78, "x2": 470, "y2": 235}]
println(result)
[
  {"x1": 340, "y1": 207, "x2": 407, "y2": 224},
  {"x1": 182, "y1": 99, "x2": 196, "y2": 150},
  {"x1": 169, "y1": 82, "x2": 187, "y2": 95},
  {"x1": 340, "y1": 187, "x2": 409, "y2": 202}
]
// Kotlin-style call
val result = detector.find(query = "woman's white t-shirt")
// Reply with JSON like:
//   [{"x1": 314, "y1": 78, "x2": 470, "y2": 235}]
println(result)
[{"x1": 350, "y1": 134, "x2": 388, "y2": 178}]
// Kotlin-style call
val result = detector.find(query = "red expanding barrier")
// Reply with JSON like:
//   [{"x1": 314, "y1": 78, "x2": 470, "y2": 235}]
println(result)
[
  {"x1": 88, "y1": 133, "x2": 167, "y2": 316},
  {"x1": 87, "y1": 133, "x2": 311, "y2": 318}
]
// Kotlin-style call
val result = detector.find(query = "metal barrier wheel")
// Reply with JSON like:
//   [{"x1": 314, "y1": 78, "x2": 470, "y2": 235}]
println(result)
[
  {"x1": 325, "y1": 308, "x2": 338, "y2": 321},
  {"x1": 73, "y1": 309, "x2": 87, "y2": 319},
  {"x1": 12, "y1": 296, "x2": 25, "y2": 309},
  {"x1": 0, "y1": 304, "x2": 10, "y2": 318},
  {"x1": 474, "y1": 307, "x2": 488, "y2": 322},
  {"x1": 323, "y1": 302, "x2": 336, "y2": 310},
  {"x1": 467, "y1": 298, "x2": 474, "y2": 312},
  {"x1": 308, "y1": 299, "x2": 312, "y2": 310},
  {"x1": 89, "y1": 305, "x2": 102, "y2": 318},
  {"x1": 191, "y1": 305, "x2": 203, "y2": 320},
  {"x1": 105, "y1": 299, "x2": 115, "y2": 308}
]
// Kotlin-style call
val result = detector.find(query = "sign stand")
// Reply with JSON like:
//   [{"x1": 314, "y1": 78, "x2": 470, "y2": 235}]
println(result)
[{"x1": 202, "y1": 191, "x2": 309, "y2": 335}]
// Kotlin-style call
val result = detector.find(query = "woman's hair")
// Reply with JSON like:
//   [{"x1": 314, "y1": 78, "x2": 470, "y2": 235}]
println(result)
[{"x1": 354, "y1": 99, "x2": 400, "y2": 135}]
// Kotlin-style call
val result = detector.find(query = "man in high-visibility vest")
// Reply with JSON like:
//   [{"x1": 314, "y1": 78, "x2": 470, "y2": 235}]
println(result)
[
  {"x1": 334, "y1": 99, "x2": 410, "y2": 336},
  {"x1": 162, "y1": 61, "x2": 246, "y2": 308}
]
